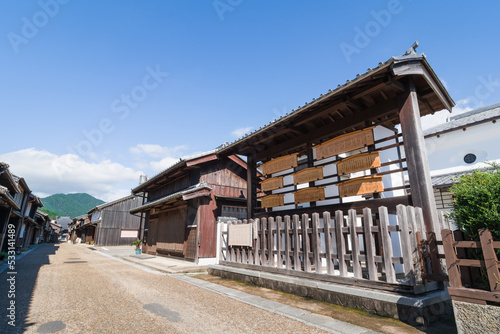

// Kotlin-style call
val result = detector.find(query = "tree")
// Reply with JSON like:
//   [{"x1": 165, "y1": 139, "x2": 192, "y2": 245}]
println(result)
[{"x1": 448, "y1": 163, "x2": 500, "y2": 240}]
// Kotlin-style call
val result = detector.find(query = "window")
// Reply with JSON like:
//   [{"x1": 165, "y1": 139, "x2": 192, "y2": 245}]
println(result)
[{"x1": 464, "y1": 153, "x2": 476, "y2": 164}]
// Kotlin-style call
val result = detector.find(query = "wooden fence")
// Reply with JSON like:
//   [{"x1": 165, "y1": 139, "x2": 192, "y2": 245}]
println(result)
[
  {"x1": 220, "y1": 204, "x2": 434, "y2": 293},
  {"x1": 419, "y1": 228, "x2": 500, "y2": 305}
]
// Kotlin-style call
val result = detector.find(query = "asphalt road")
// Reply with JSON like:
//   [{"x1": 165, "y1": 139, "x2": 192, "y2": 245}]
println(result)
[{"x1": 0, "y1": 243, "x2": 331, "y2": 333}]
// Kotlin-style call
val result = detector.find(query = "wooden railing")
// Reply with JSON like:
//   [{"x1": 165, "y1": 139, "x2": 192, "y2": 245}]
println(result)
[
  {"x1": 220, "y1": 204, "x2": 433, "y2": 293},
  {"x1": 418, "y1": 228, "x2": 500, "y2": 305}
]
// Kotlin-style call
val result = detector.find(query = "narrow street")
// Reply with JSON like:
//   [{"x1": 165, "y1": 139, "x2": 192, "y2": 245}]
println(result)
[{"x1": 0, "y1": 243, "x2": 335, "y2": 334}]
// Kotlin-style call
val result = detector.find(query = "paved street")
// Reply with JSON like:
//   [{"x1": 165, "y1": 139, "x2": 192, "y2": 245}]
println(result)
[{"x1": 0, "y1": 243, "x2": 347, "y2": 334}]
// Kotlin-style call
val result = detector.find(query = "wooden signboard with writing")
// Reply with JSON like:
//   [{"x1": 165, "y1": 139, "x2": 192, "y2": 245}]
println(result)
[
  {"x1": 228, "y1": 223, "x2": 253, "y2": 247},
  {"x1": 315, "y1": 128, "x2": 375, "y2": 160},
  {"x1": 261, "y1": 153, "x2": 299, "y2": 176},
  {"x1": 260, "y1": 177, "x2": 284, "y2": 192},
  {"x1": 260, "y1": 194, "x2": 285, "y2": 208},
  {"x1": 338, "y1": 176, "x2": 384, "y2": 197},
  {"x1": 336, "y1": 152, "x2": 381, "y2": 175},
  {"x1": 294, "y1": 187, "x2": 326, "y2": 204},
  {"x1": 293, "y1": 166, "x2": 324, "y2": 185}
]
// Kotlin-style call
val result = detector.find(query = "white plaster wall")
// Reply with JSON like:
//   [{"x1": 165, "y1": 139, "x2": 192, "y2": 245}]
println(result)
[{"x1": 426, "y1": 121, "x2": 500, "y2": 171}]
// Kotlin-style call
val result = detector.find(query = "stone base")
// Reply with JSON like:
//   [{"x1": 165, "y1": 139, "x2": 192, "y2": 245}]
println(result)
[
  {"x1": 209, "y1": 264, "x2": 453, "y2": 326},
  {"x1": 452, "y1": 300, "x2": 500, "y2": 334}
]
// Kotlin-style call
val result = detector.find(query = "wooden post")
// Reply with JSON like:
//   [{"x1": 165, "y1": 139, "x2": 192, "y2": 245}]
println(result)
[
  {"x1": 312, "y1": 213, "x2": 322, "y2": 274},
  {"x1": 398, "y1": 77, "x2": 439, "y2": 234},
  {"x1": 442, "y1": 229, "x2": 462, "y2": 288},
  {"x1": 335, "y1": 210, "x2": 347, "y2": 277},
  {"x1": 479, "y1": 229, "x2": 500, "y2": 292},
  {"x1": 379, "y1": 206, "x2": 396, "y2": 283},
  {"x1": 362, "y1": 208, "x2": 377, "y2": 281},
  {"x1": 323, "y1": 211, "x2": 334, "y2": 275},
  {"x1": 246, "y1": 155, "x2": 256, "y2": 220}
]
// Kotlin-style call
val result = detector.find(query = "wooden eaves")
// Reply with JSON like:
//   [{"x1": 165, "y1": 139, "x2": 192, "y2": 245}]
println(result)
[{"x1": 217, "y1": 43, "x2": 455, "y2": 233}]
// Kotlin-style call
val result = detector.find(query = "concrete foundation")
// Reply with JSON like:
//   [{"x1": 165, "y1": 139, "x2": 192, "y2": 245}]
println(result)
[
  {"x1": 208, "y1": 264, "x2": 453, "y2": 326},
  {"x1": 452, "y1": 300, "x2": 500, "y2": 334}
]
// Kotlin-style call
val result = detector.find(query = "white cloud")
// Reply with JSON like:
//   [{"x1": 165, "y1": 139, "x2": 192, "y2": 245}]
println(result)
[
  {"x1": 0, "y1": 148, "x2": 142, "y2": 203},
  {"x1": 130, "y1": 143, "x2": 186, "y2": 173},
  {"x1": 420, "y1": 99, "x2": 474, "y2": 130},
  {"x1": 130, "y1": 144, "x2": 186, "y2": 159},
  {"x1": 231, "y1": 127, "x2": 252, "y2": 137}
]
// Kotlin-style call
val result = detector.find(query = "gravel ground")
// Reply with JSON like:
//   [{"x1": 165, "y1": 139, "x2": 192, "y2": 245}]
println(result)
[{"x1": 0, "y1": 243, "x2": 329, "y2": 333}]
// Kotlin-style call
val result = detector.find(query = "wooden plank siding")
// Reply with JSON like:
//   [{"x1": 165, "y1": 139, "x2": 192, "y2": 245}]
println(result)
[
  {"x1": 136, "y1": 155, "x2": 248, "y2": 262},
  {"x1": 94, "y1": 196, "x2": 142, "y2": 246}
]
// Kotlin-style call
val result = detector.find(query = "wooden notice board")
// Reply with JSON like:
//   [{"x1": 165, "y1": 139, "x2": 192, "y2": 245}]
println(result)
[
  {"x1": 228, "y1": 223, "x2": 253, "y2": 247},
  {"x1": 261, "y1": 153, "x2": 298, "y2": 176},
  {"x1": 336, "y1": 152, "x2": 381, "y2": 175},
  {"x1": 294, "y1": 187, "x2": 325, "y2": 204},
  {"x1": 338, "y1": 176, "x2": 384, "y2": 197},
  {"x1": 260, "y1": 176, "x2": 284, "y2": 192},
  {"x1": 315, "y1": 128, "x2": 375, "y2": 160},
  {"x1": 260, "y1": 194, "x2": 285, "y2": 208},
  {"x1": 293, "y1": 166, "x2": 324, "y2": 185}
]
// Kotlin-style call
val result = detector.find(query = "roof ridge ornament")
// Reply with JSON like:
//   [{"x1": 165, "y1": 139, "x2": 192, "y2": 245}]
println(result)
[{"x1": 404, "y1": 41, "x2": 419, "y2": 56}]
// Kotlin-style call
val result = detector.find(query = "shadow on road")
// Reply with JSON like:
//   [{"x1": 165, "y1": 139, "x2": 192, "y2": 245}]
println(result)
[{"x1": 0, "y1": 243, "x2": 59, "y2": 333}]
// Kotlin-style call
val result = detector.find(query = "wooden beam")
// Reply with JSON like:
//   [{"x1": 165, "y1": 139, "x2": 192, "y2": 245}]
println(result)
[
  {"x1": 246, "y1": 155, "x2": 256, "y2": 219},
  {"x1": 398, "y1": 77, "x2": 439, "y2": 234},
  {"x1": 186, "y1": 154, "x2": 218, "y2": 167},
  {"x1": 255, "y1": 99, "x2": 399, "y2": 161}
]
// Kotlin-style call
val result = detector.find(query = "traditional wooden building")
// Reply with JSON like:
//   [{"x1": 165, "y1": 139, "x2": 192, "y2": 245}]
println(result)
[
  {"x1": 218, "y1": 44, "x2": 454, "y2": 233},
  {"x1": 89, "y1": 195, "x2": 142, "y2": 246},
  {"x1": 0, "y1": 162, "x2": 21, "y2": 252},
  {"x1": 130, "y1": 148, "x2": 248, "y2": 264}
]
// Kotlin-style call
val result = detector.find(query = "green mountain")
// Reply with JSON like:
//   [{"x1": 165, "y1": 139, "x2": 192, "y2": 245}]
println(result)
[{"x1": 40, "y1": 193, "x2": 105, "y2": 219}]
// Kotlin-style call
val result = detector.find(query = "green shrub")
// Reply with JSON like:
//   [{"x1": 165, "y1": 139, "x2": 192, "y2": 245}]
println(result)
[{"x1": 448, "y1": 163, "x2": 500, "y2": 240}]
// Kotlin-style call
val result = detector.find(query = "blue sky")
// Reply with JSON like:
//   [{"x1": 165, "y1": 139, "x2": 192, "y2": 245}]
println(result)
[{"x1": 1, "y1": 1, "x2": 499, "y2": 202}]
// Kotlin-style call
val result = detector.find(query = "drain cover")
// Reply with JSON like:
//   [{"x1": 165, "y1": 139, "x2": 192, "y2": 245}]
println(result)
[
  {"x1": 143, "y1": 303, "x2": 181, "y2": 322},
  {"x1": 63, "y1": 261, "x2": 87, "y2": 264},
  {"x1": 37, "y1": 321, "x2": 66, "y2": 333}
]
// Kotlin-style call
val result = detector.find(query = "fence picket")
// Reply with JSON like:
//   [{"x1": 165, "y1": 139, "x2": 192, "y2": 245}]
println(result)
[
  {"x1": 397, "y1": 205, "x2": 415, "y2": 285},
  {"x1": 302, "y1": 213, "x2": 311, "y2": 272},
  {"x1": 268, "y1": 217, "x2": 275, "y2": 267},
  {"x1": 261, "y1": 218, "x2": 268, "y2": 266},
  {"x1": 348, "y1": 209, "x2": 362, "y2": 278},
  {"x1": 379, "y1": 206, "x2": 396, "y2": 283},
  {"x1": 285, "y1": 215, "x2": 292, "y2": 270},
  {"x1": 323, "y1": 211, "x2": 334, "y2": 275},
  {"x1": 276, "y1": 216, "x2": 283, "y2": 269},
  {"x1": 293, "y1": 215, "x2": 300, "y2": 271},
  {"x1": 254, "y1": 218, "x2": 260, "y2": 265},
  {"x1": 335, "y1": 210, "x2": 347, "y2": 277},
  {"x1": 312, "y1": 213, "x2": 322, "y2": 274},
  {"x1": 362, "y1": 208, "x2": 377, "y2": 281}
]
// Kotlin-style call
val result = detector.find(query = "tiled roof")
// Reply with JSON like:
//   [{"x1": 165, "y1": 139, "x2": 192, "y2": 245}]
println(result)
[
  {"x1": 218, "y1": 42, "x2": 452, "y2": 156},
  {"x1": 424, "y1": 103, "x2": 500, "y2": 137},
  {"x1": 131, "y1": 143, "x2": 228, "y2": 193},
  {"x1": 0, "y1": 185, "x2": 20, "y2": 210},
  {"x1": 130, "y1": 182, "x2": 212, "y2": 214},
  {"x1": 431, "y1": 166, "x2": 497, "y2": 187}
]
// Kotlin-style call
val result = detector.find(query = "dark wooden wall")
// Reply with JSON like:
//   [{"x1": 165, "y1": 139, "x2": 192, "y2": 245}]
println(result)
[
  {"x1": 149, "y1": 175, "x2": 190, "y2": 202},
  {"x1": 95, "y1": 197, "x2": 142, "y2": 246}
]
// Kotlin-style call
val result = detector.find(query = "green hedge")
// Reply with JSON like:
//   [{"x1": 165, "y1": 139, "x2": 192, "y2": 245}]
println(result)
[{"x1": 448, "y1": 163, "x2": 500, "y2": 240}]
